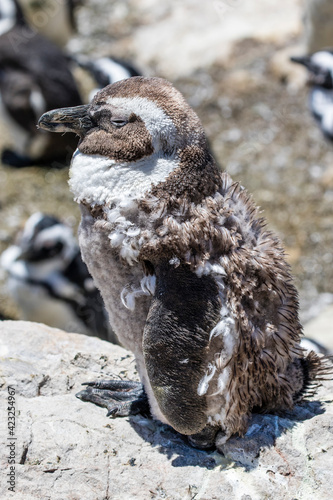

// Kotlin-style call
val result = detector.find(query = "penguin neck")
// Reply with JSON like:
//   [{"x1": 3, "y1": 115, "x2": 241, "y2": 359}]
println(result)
[{"x1": 69, "y1": 149, "x2": 180, "y2": 207}]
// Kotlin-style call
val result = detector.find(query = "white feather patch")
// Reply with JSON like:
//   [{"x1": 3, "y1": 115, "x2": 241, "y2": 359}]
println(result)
[
  {"x1": 69, "y1": 150, "x2": 179, "y2": 206},
  {"x1": 197, "y1": 363, "x2": 216, "y2": 396},
  {"x1": 120, "y1": 275, "x2": 156, "y2": 311}
]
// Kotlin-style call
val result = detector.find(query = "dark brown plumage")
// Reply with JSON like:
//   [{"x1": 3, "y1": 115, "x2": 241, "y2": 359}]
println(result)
[{"x1": 38, "y1": 77, "x2": 332, "y2": 448}]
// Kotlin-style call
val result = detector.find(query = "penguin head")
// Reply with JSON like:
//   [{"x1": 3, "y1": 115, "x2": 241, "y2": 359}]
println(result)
[
  {"x1": 38, "y1": 77, "x2": 214, "y2": 205},
  {"x1": 16, "y1": 212, "x2": 77, "y2": 266},
  {"x1": 291, "y1": 51, "x2": 333, "y2": 88},
  {"x1": 38, "y1": 77, "x2": 204, "y2": 156}
]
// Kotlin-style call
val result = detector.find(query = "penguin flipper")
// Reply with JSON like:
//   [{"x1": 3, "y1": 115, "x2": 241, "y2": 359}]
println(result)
[
  {"x1": 76, "y1": 379, "x2": 149, "y2": 417},
  {"x1": 143, "y1": 262, "x2": 221, "y2": 437}
]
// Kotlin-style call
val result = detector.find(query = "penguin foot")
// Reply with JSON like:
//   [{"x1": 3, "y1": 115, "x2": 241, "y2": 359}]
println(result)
[
  {"x1": 76, "y1": 379, "x2": 149, "y2": 417},
  {"x1": 187, "y1": 425, "x2": 219, "y2": 450},
  {"x1": 1, "y1": 149, "x2": 34, "y2": 167}
]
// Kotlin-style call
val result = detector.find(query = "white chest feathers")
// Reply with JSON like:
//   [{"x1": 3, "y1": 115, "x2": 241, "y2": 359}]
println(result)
[{"x1": 69, "y1": 149, "x2": 178, "y2": 206}]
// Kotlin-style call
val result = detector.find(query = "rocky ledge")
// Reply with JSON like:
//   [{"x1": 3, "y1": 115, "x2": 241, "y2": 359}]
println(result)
[{"x1": 0, "y1": 320, "x2": 332, "y2": 500}]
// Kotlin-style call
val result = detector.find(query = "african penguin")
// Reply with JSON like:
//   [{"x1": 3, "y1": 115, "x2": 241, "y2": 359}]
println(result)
[
  {"x1": 291, "y1": 51, "x2": 333, "y2": 141},
  {"x1": 0, "y1": 0, "x2": 82, "y2": 167},
  {"x1": 1, "y1": 212, "x2": 118, "y2": 343},
  {"x1": 73, "y1": 54, "x2": 141, "y2": 101},
  {"x1": 38, "y1": 77, "x2": 332, "y2": 449}
]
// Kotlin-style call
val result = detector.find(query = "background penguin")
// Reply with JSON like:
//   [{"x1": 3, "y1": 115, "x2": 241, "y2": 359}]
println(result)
[
  {"x1": 291, "y1": 51, "x2": 333, "y2": 141},
  {"x1": 0, "y1": 0, "x2": 82, "y2": 167},
  {"x1": 1, "y1": 212, "x2": 118, "y2": 343},
  {"x1": 73, "y1": 54, "x2": 141, "y2": 101},
  {"x1": 38, "y1": 77, "x2": 332, "y2": 449}
]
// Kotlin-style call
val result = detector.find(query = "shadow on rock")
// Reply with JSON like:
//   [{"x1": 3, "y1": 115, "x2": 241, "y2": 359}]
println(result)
[
  {"x1": 217, "y1": 399, "x2": 326, "y2": 470},
  {"x1": 128, "y1": 399, "x2": 326, "y2": 470},
  {"x1": 128, "y1": 415, "x2": 229, "y2": 469}
]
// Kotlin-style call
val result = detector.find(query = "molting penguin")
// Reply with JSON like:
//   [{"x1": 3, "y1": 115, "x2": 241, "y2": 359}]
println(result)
[
  {"x1": 38, "y1": 77, "x2": 332, "y2": 449},
  {"x1": 0, "y1": 0, "x2": 82, "y2": 167},
  {"x1": 1, "y1": 212, "x2": 118, "y2": 343},
  {"x1": 291, "y1": 51, "x2": 333, "y2": 141}
]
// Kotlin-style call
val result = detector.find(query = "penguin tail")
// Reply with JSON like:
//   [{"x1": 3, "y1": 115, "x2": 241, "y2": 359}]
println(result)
[{"x1": 300, "y1": 350, "x2": 333, "y2": 399}]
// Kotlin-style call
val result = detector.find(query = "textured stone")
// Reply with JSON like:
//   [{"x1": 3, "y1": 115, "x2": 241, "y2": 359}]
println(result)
[
  {"x1": 0, "y1": 320, "x2": 332, "y2": 500},
  {"x1": 303, "y1": 0, "x2": 333, "y2": 52},
  {"x1": 72, "y1": 0, "x2": 302, "y2": 80},
  {"x1": 304, "y1": 305, "x2": 333, "y2": 352},
  {"x1": 129, "y1": 0, "x2": 301, "y2": 78}
]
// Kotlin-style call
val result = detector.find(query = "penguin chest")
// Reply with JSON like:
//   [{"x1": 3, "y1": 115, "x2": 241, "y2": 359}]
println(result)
[{"x1": 78, "y1": 205, "x2": 152, "y2": 353}]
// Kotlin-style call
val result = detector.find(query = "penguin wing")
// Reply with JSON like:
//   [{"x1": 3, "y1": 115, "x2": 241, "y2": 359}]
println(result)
[
  {"x1": 142, "y1": 262, "x2": 221, "y2": 435},
  {"x1": 62, "y1": 252, "x2": 112, "y2": 341},
  {"x1": 0, "y1": 27, "x2": 82, "y2": 109}
]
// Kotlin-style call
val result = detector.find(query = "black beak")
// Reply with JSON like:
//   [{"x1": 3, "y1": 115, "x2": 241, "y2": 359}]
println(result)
[
  {"x1": 37, "y1": 104, "x2": 93, "y2": 137},
  {"x1": 290, "y1": 55, "x2": 332, "y2": 87},
  {"x1": 16, "y1": 246, "x2": 36, "y2": 262},
  {"x1": 290, "y1": 55, "x2": 315, "y2": 69}
]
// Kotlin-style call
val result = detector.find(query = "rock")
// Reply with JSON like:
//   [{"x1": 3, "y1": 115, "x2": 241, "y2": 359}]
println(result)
[
  {"x1": 130, "y1": 0, "x2": 301, "y2": 78},
  {"x1": 19, "y1": 0, "x2": 75, "y2": 48},
  {"x1": 304, "y1": 305, "x2": 333, "y2": 352},
  {"x1": 0, "y1": 320, "x2": 332, "y2": 499},
  {"x1": 269, "y1": 44, "x2": 307, "y2": 90},
  {"x1": 303, "y1": 0, "x2": 333, "y2": 52},
  {"x1": 73, "y1": 0, "x2": 302, "y2": 79}
]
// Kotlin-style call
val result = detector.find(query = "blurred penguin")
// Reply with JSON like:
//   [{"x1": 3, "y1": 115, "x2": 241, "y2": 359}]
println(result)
[
  {"x1": 291, "y1": 51, "x2": 333, "y2": 141},
  {"x1": 73, "y1": 54, "x2": 141, "y2": 101},
  {"x1": 0, "y1": 0, "x2": 82, "y2": 167},
  {"x1": 1, "y1": 212, "x2": 118, "y2": 344}
]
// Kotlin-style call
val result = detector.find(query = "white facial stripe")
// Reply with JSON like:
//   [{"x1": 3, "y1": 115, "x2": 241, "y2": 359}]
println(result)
[
  {"x1": 105, "y1": 96, "x2": 178, "y2": 151},
  {"x1": 36, "y1": 224, "x2": 74, "y2": 247},
  {"x1": 22, "y1": 212, "x2": 45, "y2": 241},
  {"x1": 36, "y1": 224, "x2": 77, "y2": 262},
  {"x1": 69, "y1": 149, "x2": 179, "y2": 205},
  {"x1": 312, "y1": 51, "x2": 333, "y2": 73},
  {"x1": 95, "y1": 58, "x2": 132, "y2": 84},
  {"x1": 0, "y1": 245, "x2": 22, "y2": 272},
  {"x1": 311, "y1": 87, "x2": 333, "y2": 112}
]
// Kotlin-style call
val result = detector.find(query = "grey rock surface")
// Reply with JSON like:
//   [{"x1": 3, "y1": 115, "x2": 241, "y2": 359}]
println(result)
[
  {"x1": 72, "y1": 0, "x2": 302, "y2": 79},
  {"x1": 0, "y1": 320, "x2": 332, "y2": 500},
  {"x1": 304, "y1": 305, "x2": 333, "y2": 352},
  {"x1": 303, "y1": 0, "x2": 333, "y2": 52}
]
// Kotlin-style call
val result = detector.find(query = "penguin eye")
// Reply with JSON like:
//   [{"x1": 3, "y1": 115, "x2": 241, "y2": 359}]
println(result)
[
  {"x1": 40, "y1": 241, "x2": 64, "y2": 259},
  {"x1": 110, "y1": 118, "x2": 128, "y2": 128}
]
